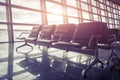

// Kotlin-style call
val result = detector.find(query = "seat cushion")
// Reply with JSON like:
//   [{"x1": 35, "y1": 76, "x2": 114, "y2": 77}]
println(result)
[
  {"x1": 25, "y1": 38, "x2": 36, "y2": 43},
  {"x1": 37, "y1": 39, "x2": 54, "y2": 46},
  {"x1": 52, "y1": 41, "x2": 81, "y2": 48}
]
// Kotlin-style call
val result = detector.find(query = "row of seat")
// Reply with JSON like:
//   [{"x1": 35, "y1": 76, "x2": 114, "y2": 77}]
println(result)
[{"x1": 16, "y1": 21, "x2": 119, "y2": 79}]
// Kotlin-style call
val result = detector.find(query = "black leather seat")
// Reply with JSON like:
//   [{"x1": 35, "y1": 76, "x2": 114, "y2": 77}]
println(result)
[
  {"x1": 16, "y1": 25, "x2": 42, "y2": 53},
  {"x1": 51, "y1": 24, "x2": 76, "y2": 50},
  {"x1": 36, "y1": 25, "x2": 56, "y2": 48}
]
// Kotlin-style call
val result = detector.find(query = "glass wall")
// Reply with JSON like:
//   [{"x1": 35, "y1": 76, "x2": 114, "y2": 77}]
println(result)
[{"x1": 0, "y1": 0, "x2": 120, "y2": 42}]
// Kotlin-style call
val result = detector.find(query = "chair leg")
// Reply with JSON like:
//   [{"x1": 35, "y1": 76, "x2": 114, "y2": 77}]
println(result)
[
  {"x1": 82, "y1": 58, "x2": 104, "y2": 78},
  {"x1": 98, "y1": 59, "x2": 104, "y2": 68},
  {"x1": 106, "y1": 49, "x2": 118, "y2": 65},
  {"x1": 16, "y1": 43, "x2": 33, "y2": 54},
  {"x1": 82, "y1": 48, "x2": 104, "y2": 79},
  {"x1": 16, "y1": 43, "x2": 27, "y2": 51}
]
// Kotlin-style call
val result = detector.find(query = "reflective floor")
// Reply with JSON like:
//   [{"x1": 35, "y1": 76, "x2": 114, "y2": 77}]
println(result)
[{"x1": 0, "y1": 42, "x2": 120, "y2": 80}]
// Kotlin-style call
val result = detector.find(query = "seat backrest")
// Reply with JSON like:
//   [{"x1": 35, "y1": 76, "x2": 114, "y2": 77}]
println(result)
[
  {"x1": 97, "y1": 22, "x2": 110, "y2": 44},
  {"x1": 108, "y1": 29, "x2": 119, "y2": 41},
  {"x1": 73, "y1": 22, "x2": 108, "y2": 47},
  {"x1": 39, "y1": 25, "x2": 56, "y2": 40},
  {"x1": 28, "y1": 25, "x2": 42, "y2": 39},
  {"x1": 118, "y1": 29, "x2": 120, "y2": 41},
  {"x1": 53, "y1": 24, "x2": 76, "y2": 42}
]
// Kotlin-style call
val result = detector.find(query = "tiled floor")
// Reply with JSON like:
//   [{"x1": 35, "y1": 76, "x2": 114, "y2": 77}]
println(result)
[{"x1": 0, "y1": 42, "x2": 120, "y2": 80}]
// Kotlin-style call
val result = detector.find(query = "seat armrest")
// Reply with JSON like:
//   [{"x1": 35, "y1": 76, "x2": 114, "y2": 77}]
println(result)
[
  {"x1": 88, "y1": 35, "x2": 102, "y2": 48},
  {"x1": 16, "y1": 32, "x2": 30, "y2": 40},
  {"x1": 109, "y1": 34, "x2": 117, "y2": 42}
]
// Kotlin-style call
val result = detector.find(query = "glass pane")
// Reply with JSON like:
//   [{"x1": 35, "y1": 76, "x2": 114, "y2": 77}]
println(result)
[
  {"x1": 106, "y1": 1, "x2": 109, "y2": 5},
  {"x1": 67, "y1": 7, "x2": 78, "y2": 17},
  {"x1": 13, "y1": 25, "x2": 32, "y2": 41},
  {"x1": 114, "y1": 14, "x2": 116, "y2": 18},
  {"x1": 68, "y1": 17, "x2": 79, "y2": 24},
  {"x1": 116, "y1": 15, "x2": 119, "y2": 19},
  {"x1": 100, "y1": 3, "x2": 105, "y2": 9},
  {"x1": 108, "y1": 13, "x2": 112, "y2": 17},
  {"x1": 81, "y1": 0, "x2": 88, "y2": 2},
  {"x1": 101, "y1": 17, "x2": 106, "y2": 22},
  {"x1": 66, "y1": 0, "x2": 77, "y2": 7},
  {"x1": 83, "y1": 20, "x2": 90, "y2": 22},
  {"x1": 99, "y1": 0, "x2": 104, "y2": 3},
  {"x1": 12, "y1": 8, "x2": 42, "y2": 24},
  {"x1": 46, "y1": 1, "x2": 63, "y2": 15},
  {"x1": 118, "y1": 5, "x2": 120, "y2": 10},
  {"x1": 115, "y1": 25, "x2": 118, "y2": 28},
  {"x1": 0, "y1": 25, "x2": 8, "y2": 42},
  {"x1": 109, "y1": 24, "x2": 114, "y2": 28},
  {"x1": 0, "y1": 6, "x2": 7, "y2": 22},
  {"x1": 109, "y1": 19, "x2": 112, "y2": 23},
  {"x1": 117, "y1": 20, "x2": 119, "y2": 25},
  {"x1": 53, "y1": 0, "x2": 62, "y2": 2},
  {"x1": 115, "y1": 20, "x2": 117, "y2": 24},
  {"x1": 0, "y1": 0, "x2": 6, "y2": 2},
  {"x1": 101, "y1": 10, "x2": 105, "y2": 16},
  {"x1": 91, "y1": 0, "x2": 96, "y2": 6},
  {"x1": 11, "y1": 0, "x2": 40, "y2": 9},
  {"x1": 107, "y1": 6, "x2": 110, "y2": 12},
  {"x1": 82, "y1": 11, "x2": 89, "y2": 19},
  {"x1": 47, "y1": 14, "x2": 63, "y2": 24},
  {"x1": 113, "y1": 9, "x2": 116, "y2": 13},
  {"x1": 93, "y1": 14, "x2": 98, "y2": 21},
  {"x1": 0, "y1": 61, "x2": 8, "y2": 76},
  {"x1": 81, "y1": 3, "x2": 88, "y2": 11},
  {"x1": 92, "y1": 7, "x2": 97, "y2": 13}
]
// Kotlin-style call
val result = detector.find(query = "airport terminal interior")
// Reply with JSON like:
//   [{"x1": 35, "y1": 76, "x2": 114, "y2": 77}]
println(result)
[{"x1": 0, "y1": 0, "x2": 120, "y2": 80}]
